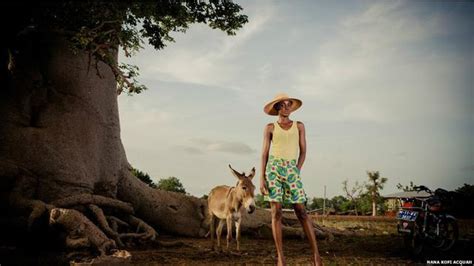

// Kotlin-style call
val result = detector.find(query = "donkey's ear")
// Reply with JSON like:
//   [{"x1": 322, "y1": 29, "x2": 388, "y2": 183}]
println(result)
[
  {"x1": 229, "y1": 164, "x2": 244, "y2": 180},
  {"x1": 248, "y1": 167, "x2": 256, "y2": 179}
]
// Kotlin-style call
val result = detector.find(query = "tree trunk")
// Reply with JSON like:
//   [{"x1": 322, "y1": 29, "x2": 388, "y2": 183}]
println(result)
[
  {"x1": 0, "y1": 32, "x2": 330, "y2": 257},
  {"x1": 372, "y1": 193, "x2": 377, "y2": 216}
]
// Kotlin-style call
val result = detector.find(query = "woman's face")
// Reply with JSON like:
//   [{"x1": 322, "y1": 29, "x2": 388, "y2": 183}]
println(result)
[{"x1": 276, "y1": 100, "x2": 293, "y2": 116}]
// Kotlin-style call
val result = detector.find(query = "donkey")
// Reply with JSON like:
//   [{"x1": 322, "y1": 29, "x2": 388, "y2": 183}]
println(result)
[{"x1": 208, "y1": 164, "x2": 256, "y2": 251}]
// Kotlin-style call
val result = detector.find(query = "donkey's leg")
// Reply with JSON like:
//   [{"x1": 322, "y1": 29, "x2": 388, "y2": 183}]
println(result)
[
  {"x1": 216, "y1": 219, "x2": 225, "y2": 250},
  {"x1": 210, "y1": 215, "x2": 216, "y2": 250},
  {"x1": 235, "y1": 217, "x2": 242, "y2": 251},
  {"x1": 226, "y1": 215, "x2": 233, "y2": 250}
]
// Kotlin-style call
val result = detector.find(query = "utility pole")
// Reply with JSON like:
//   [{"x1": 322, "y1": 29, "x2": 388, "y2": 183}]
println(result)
[{"x1": 323, "y1": 185, "x2": 326, "y2": 215}]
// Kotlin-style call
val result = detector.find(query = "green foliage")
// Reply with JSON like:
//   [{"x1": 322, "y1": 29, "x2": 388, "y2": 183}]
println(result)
[
  {"x1": 365, "y1": 171, "x2": 387, "y2": 215},
  {"x1": 1, "y1": 1, "x2": 248, "y2": 94},
  {"x1": 358, "y1": 192, "x2": 371, "y2": 214},
  {"x1": 118, "y1": 63, "x2": 147, "y2": 95},
  {"x1": 329, "y1": 195, "x2": 350, "y2": 213},
  {"x1": 157, "y1": 176, "x2": 186, "y2": 194},
  {"x1": 365, "y1": 171, "x2": 387, "y2": 197},
  {"x1": 342, "y1": 179, "x2": 364, "y2": 214},
  {"x1": 131, "y1": 167, "x2": 157, "y2": 188},
  {"x1": 453, "y1": 183, "x2": 474, "y2": 218},
  {"x1": 255, "y1": 194, "x2": 269, "y2": 208},
  {"x1": 308, "y1": 197, "x2": 325, "y2": 210},
  {"x1": 455, "y1": 183, "x2": 474, "y2": 196},
  {"x1": 396, "y1": 181, "x2": 417, "y2": 191},
  {"x1": 357, "y1": 192, "x2": 387, "y2": 215}
]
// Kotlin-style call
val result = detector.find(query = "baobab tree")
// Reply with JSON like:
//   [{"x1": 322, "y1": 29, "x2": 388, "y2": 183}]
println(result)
[
  {"x1": 0, "y1": 0, "x2": 248, "y2": 255},
  {"x1": 0, "y1": 1, "x2": 329, "y2": 257}
]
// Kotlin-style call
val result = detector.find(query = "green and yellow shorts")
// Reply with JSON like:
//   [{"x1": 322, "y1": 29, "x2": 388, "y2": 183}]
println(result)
[{"x1": 264, "y1": 155, "x2": 307, "y2": 204}]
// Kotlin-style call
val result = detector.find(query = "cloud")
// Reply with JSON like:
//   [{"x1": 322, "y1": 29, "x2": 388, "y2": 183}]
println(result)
[
  {"x1": 117, "y1": 1, "x2": 473, "y2": 199},
  {"x1": 123, "y1": 1, "x2": 276, "y2": 90},
  {"x1": 178, "y1": 138, "x2": 256, "y2": 155},
  {"x1": 460, "y1": 165, "x2": 474, "y2": 173},
  {"x1": 394, "y1": 152, "x2": 407, "y2": 160},
  {"x1": 341, "y1": 102, "x2": 385, "y2": 123},
  {"x1": 119, "y1": 97, "x2": 173, "y2": 126},
  {"x1": 207, "y1": 142, "x2": 255, "y2": 154},
  {"x1": 292, "y1": 1, "x2": 472, "y2": 123},
  {"x1": 175, "y1": 146, "x2": 204, "y2": 155}
]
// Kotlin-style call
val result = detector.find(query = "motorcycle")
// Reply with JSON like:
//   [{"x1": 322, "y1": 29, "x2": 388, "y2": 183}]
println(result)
[{"x1": 396, "y1": 185, "x2": 458, "y2": 255}]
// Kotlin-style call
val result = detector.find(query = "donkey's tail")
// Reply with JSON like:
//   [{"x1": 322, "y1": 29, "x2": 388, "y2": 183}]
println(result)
[{"x1": 206, "y1": 189, "x2": 215, "y2": 220}]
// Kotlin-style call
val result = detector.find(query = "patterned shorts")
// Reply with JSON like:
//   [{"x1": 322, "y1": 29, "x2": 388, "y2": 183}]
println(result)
[{"x1": 264, "y1": 155, "x2": 307, "y2": 204}]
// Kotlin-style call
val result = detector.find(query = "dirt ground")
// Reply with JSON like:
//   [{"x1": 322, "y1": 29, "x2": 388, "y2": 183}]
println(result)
[
  {"x1": 125, "y1": 234, "x2": 411, "y2": 265},
  {"x1": 115, "y1": 217, "x2": 473, "y2": 265},
  {"x1": 2, "y1": 219, "x2": 473, "y2": 265},
  {"x1": 118, "y1": 233, "x2": 471, "y2": 265}
]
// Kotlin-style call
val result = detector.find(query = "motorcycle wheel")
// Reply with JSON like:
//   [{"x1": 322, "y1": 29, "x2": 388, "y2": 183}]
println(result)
[
  {"x1": 404, "y1": 233, "x2": 423, "y2": 256},
  {"x1": 430, "y1": 223, "x2": 445, "y2": 249},
  {"x1": 439, "y1": 216, "x2": 458, "y2": 251}
]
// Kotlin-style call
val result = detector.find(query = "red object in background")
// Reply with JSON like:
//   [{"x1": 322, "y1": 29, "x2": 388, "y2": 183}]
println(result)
[
  {"x1": 429, "y1": 203, "x2": 441, "y2": 212},
  {"x1": 402, "y1": 201, "x2": 414, "y2": 208}
]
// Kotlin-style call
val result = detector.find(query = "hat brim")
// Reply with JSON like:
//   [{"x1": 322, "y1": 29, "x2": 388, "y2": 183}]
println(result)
[{"x1": 264, "y1": 98, "x2": 302, "y2": 116}]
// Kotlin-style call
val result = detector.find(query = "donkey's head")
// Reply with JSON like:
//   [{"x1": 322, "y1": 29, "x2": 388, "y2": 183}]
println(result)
[{"x1": 229, "y1": 164, "x2": 256, "y2": 214}]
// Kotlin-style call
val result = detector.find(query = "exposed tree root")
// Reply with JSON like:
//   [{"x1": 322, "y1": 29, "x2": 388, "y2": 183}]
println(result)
[
  {"x1": 49, "y1": 208, "x2": 116, "y2": 256},
  {"x1": 119, "y1": 215, "x2": 157, "y2": 242},
  {"x1": 7, "y1": 185, "x2": 159, "y2": 257},
  {"x1": 65, "y1": 235, "x2": 90, "y2": 249},
  {"x1": 107, "y1": 215, "x2": 130, "y2": 233},
  {"x1": 107, "y1": 215, "x2": 130, "y2": 228},
  {"x1": 9, "y1": 193, "x2": 54, "y2": 230},
  {"x1": 88, "y1": 204, "x2": 124, "y2": 247},
  {"x1": 51, "y1": 194, "x2": 134, "y2": 214}
]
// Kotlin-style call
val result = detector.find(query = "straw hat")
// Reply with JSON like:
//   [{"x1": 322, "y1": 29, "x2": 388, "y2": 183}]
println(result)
[{"x1": 263, "y1": 93, "x2": 302, "y2": 116}]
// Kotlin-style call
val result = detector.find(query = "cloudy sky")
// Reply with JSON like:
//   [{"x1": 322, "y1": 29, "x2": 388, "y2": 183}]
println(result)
[{"x1": 118, "y1": 0, "x2": 473, "y2": 199}]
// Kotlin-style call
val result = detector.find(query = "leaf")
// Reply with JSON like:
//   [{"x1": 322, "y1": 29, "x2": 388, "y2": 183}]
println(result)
[
  {"x1": 287, "y1": 174, "x2": 296, "y2": 183},
  {"x1": 296, "y1": 180, "x2": 303, "y2": 189},
  {"x1": 269, "y1": 187, "x2": 278, "y2": 198},
  {"x1": 276, "y1": 166, "x2": 286, "y2": 177},
  {"x1": 267, "y1": 172, "x2": 277, "y2": 181}
]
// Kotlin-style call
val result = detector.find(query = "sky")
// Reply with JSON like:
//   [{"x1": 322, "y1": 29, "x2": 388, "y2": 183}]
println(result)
[{"x1": 118, "y1": 0, "x2": 473, "y2": 199}]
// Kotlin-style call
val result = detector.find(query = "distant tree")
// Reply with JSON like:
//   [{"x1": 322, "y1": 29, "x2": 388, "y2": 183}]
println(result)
[
  {"x1": 255, "y1": 194, "x2": 270, "y2": 208},
  {"x1": 201, "y1": 194, "x2": 208, "y2": 200},
  {"x1": 131, "y1": 167, "x2": 157, "y2": 188},
  {"x1": 340, "y1": 199, "x2": 354, "y2": 214},
  {"x1": 453, "y1": 183, "x2": 474, "y2": 218},
  {"x1": 396, "y1": 181, "x2": 417, "y2": 192},
  {"x1": 308, "y1": 197, "x2": 325, "y2": 211},
  {"x1": 358, "y1": 191, "x2": 387, "y2": 215},
  {"x1": 329, "y1": 195, "x2": 350, "y2": 213},
  {"x1": 455, "y1": 183, "x2": 474, "y2": 196},
  {"x1": 342, "y1": 179, "x2": 364, "y2": 215},
  {"x1": 157, "y1": 177, "x2": 186, "y2": 194},
  {"x1": 366, "y1": 171, "x2": 387, "y2": 216},
  {"x1": 357, "y1": 192, "x2": 372, "y2": 215}
]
